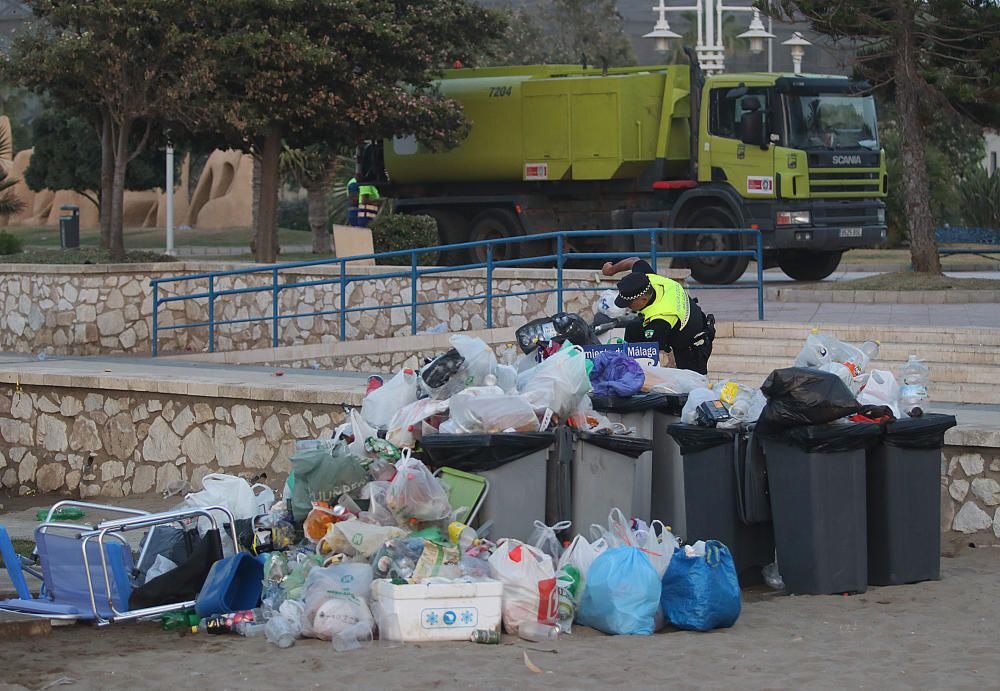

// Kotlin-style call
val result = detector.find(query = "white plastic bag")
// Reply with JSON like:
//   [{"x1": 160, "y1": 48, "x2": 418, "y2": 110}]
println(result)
[
  {"x1": 640, "y1": 365, "x2": 708, "y2": 394},
  {"x1": 361, "y1": 369, "x2": 418, "y2": 429},
  {"x1": 594, "y1": 289, "x2": 633, "y2": 320},
  {"x1": 451, "y1": 334, "x2": 498, "y2": 388},
  {"x1": 529, "y1": 520, "x2": 572, "y2": 562},
  {"x1": 517, "y1": 345, "x2": 592, "y2": 417},
  {"x1": 301, "y1": 563, "x2": 375, "y2": 647},
  {"x1": 386, "y1": 398, "x2": 449, "y2": 448},
  {"x1": 726, "y1": 388, "x2": 767, "y2": 424},
  {"x1": 359, "y1": 481, "x2": 397, "y2": 526},
  {"x1": 487, "y1": 540, "x2": 559, "y2": 634},
  {"x1": 680, "y1": 388, "x2": 720, "y2": 425},
  {"x1": 858, "y1": 369, "x2": 901, "y2": 418},
  {"x1": 557, "y1": 534, "x2": 606, "y2": 597},
  {"x1": 636, "y1": 520, "x2": 677, "y2": 578},
  {"x1": 184, "y1": 473, "x2": 257, "y2": 528},
  {"x1": 319, "y1": 518, "x2": 406, "y2": 559},
  {"x1": 253, "y1": 483, "x2": 276, "y2": 516},
  {"x1": 442, "y1": 393, "x2": 539, "y2": 434},
  {"x1": 347, "y1": 410, "x2": 377, "y2": 460},
  {"x1": 385, "y1": 454, "x2": 452, "y2": 522}
]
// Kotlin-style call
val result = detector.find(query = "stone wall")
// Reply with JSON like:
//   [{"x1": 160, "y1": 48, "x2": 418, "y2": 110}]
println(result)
[
  {"x1": 0, "y1": 263, "x2": 640, "y2": 357},
  {"x1": 0, "y1": 386, "x2": 344, "y2": 498},
  {"x1": 942, "y1": 445, "x2": 1000, "y2": 547}
]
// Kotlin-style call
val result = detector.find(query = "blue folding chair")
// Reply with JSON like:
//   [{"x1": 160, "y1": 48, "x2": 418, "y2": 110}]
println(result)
[{"x1": 0, "y1": 501, "x2": 238, "y2": 624}]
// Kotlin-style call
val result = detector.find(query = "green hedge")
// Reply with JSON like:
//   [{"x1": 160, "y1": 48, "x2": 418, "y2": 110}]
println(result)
[
  {"x1": 369, "y1": 213, "x2": 440, "y2": 265},
  {"x1": 0, "y1": 231, "x2": 24, "y2": 255}
]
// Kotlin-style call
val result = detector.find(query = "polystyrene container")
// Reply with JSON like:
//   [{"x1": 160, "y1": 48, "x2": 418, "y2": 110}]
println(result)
[{"x1": 371, "y1": 578, "x2": 503, "y2": 642}]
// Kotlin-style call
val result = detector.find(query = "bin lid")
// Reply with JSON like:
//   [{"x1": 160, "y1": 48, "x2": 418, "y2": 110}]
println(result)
[
  {"x1": 768, "y1": 422, "x2": 881, "y2": 453},
  {"x1": 667, "y1": 423, "x2": 738, "y2": 454},
  {"x1": 590, "y1": 392, "x2": 687, "y2": 416},
  {"x1": 883, "y1": 413, "x2": 957, "y2": 449},
  {"x1": 574, "y1": 430, "x2": 652, "y2": 458},
  {"x1": 420, "y1": 432, "x2": 554, "y2": 472}
]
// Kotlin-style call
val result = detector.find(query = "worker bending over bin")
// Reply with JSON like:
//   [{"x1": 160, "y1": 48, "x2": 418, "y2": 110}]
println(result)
[{"x1": 603, "y1": 257, "x2": 716, "y2": 375}]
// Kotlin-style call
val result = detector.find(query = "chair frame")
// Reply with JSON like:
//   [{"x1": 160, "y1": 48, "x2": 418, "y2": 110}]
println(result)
[{"x1": 432, "y1": 467, "x2": 490, "y2": 526}]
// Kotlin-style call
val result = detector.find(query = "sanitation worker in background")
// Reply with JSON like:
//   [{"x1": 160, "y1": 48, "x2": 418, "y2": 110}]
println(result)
[
  {"x1": 347, "y1": 176, "x2": 381, "y2": 228},
  {"x1": 602, "y1": 257, "x2": 716, "y2": 375}
]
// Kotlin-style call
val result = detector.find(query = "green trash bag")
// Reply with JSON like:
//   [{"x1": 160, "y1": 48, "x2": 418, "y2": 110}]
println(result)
[{"x1": 289, "y1": 441, "x2": 368, "y2": 524}]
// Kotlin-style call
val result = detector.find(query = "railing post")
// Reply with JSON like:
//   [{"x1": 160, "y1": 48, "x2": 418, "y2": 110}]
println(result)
[
  {"x1": 271, "y1": 268, "x2": 280, "y2": 347},
  {"x1": 339, "y1": 260, "x2": 347, "y2": 341},
  {"x1": 151, "y1": 283, "x2": 158, "y2": 357},
  {"x1": 410, "y1": 251, "x2": 418, "y2": 336},
  {"x1": 208, "y1": 275, "x2": 215, "y2": 353},
  {"x1": 756, "y1": 229, "x2": 765, "y2": 321},
  {"x1": 650, "y1": 228, "x2": 657, "y2": 272},
  {"x1": 556, "y1": 234, "x2": 564, "y2": 314},
  {"x1": 486, "y1": 244, "x2": 493, "y2": 329}
]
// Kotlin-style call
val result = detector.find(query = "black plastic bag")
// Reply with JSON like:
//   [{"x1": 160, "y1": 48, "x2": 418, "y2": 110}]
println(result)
[
  {"x1": 591, "y1": 392, "x2": 688, "y2": 416},
  {"x1": 758, "y1": 367, "x2": 859, "y2": 432},
  {"x1": 883, "y1": 414, "x2": 957, "y2": 449},
  {"x1": 667, "y1": 423, "x2": 735, "y2": 454},
  {"x1": 420, "y1": 432, "x2": 555, "y2": 472},
  {"x1": 575, "y1": 430, "x2": 653, "y2": 458},
  {"x1": 773, "y1": 422, "x2": 881, "y2": 453},
  {"x1": 129, "y1": 528, "x2": 223, "y2": 610},
  {"x1": 737, "y1": 431, "x2": 772, "y2": 524}
]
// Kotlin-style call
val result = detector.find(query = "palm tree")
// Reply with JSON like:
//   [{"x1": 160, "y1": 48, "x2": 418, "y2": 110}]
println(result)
[{"x1": 279, "y1": 144, "x2": 353, "y2": 254}]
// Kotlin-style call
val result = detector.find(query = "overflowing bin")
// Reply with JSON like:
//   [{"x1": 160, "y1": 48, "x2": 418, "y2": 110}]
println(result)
[
  {"x1": 421, "y1": 432, "x2": 555, "y2": 543},
  {"x1": 866, "y1": 414, "x2": 956, "y2": 586},
  {"x1": 591, "y1": 392, "x2": 686, "y2": 525},
  {"x1": 667, "y1": 423, "x2": 775, "y2": 584},
  {"x1": 569, "y1": 430, "x2": 652, "y2": 537},
  {"x1": 761, "y1": 423, "x2": 881, "y2": 595}
]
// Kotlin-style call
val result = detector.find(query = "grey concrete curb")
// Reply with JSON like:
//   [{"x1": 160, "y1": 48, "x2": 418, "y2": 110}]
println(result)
[{"x1": 766, "y1": 287, "x2": 1000, "y2": 304}]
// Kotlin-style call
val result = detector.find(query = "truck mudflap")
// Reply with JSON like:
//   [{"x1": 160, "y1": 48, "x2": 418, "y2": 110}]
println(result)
[{"x1": 772, "y1": 224, "x2": 887, "y2": 251}]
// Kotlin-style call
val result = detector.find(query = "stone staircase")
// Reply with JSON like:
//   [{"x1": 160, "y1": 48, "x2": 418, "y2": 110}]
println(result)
[{"x1": 711, "y1": 321, "x2": 1000, "y2": 405}]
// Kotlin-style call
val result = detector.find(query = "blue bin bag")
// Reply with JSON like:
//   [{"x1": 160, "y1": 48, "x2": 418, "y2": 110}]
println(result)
[
  {"x1": 660, "y1": 540, "x2": 741, "y2": 632},
  {"x1": 195, "y1": 552, "x2": 264, "y2": 617},
  {"x1": 590, "y1": 351, "x2": 645, "y2": 398},
  {"x1": 576, "y1": 546, "x2": 661, "y2": 635}
]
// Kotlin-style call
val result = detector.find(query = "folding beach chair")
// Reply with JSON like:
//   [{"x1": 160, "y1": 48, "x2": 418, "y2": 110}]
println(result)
[
  {"x1": 433, "y1": 467, "x2": 489, "y2": 526},
  {"x1": 0, "y1": 500, "x2": 238, "y2": 625}
]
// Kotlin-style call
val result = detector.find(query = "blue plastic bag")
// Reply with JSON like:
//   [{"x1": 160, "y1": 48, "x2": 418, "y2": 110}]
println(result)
[
  {"x1": 660, "y1": 541, "x2": 741, "y2": 632},
  {"x1": 590, "y1": 351, "x2": 645, "y2": 397},
  {"x1": 576, "y1": 546, "x2": 660, "y2": 635}
]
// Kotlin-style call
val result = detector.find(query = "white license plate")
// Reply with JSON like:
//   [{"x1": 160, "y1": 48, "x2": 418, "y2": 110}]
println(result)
[{"x1": 839, "y1": 227, "x2": 863, "y2": 238}]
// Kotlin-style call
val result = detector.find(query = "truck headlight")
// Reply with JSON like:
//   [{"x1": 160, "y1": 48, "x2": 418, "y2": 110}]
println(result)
[
  {"x1": 877, "y1": 208, "x2": 885, "y2": 223},
  {"x1": 776, "y1": 210, "x2": 811, "y2": 225}
]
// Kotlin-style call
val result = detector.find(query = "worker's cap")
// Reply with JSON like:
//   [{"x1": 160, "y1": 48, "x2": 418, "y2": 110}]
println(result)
[{"x1": 614, "y1": 272, "x2": 652, "y2": 308}]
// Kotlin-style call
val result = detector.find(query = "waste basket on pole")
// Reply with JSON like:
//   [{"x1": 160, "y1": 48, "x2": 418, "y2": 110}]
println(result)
[
  {"x1": 421, "y1": 432, "x2": 554, "y2": 543},
  {"x1": 867, "y1": 414, "x2": 956, "y2": 586},
  {"x1": 667, "y1": 423, "x2": 775, "y2": 584},
  {"x1": 591, "y1": 392, "x2": 686, "y2": 525},
  {"x1": 570, "y1": 430, "x2": 652, "y2": 537},
  {"x1": 59, "y1": 204, "x2": 80, "y2": 249},
  {"x1": 761, "y1": 423, "x2": 881, "y2": 595}
]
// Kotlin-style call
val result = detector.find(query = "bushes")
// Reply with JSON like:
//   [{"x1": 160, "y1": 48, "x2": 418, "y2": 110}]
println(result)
[
  {"x1": 277, "y1": 198, "x2": 310, "y2": 232},
  {"x1": 369, "y1": 213, "x2": 440, "y2": 265},
  {"x1": 0, "y1": 231, "x2": 24, "y2": 255}
]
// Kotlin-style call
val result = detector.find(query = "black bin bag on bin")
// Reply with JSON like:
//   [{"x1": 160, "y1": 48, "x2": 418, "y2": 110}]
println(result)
[
  {"x1": 777, "y1": 422, "x2": 882, "y2": 453},
  {"x1": 757, "y1": 367, "x2": 859, "y2": 435},
  {"x1": 590, "y1": 392, "x2": 688, "y2": 417},
  {"x1": 420, "y1": 432, "x2": 555, "y2": 472},
  {"x1": 883, "y1": 414, "x2": 957, "y2": 449},
  {"x1": 575, "y1": 430, "x2": 653, "y2": 458},
  {"x1": 667, "y1": 423, "x2": 734, "y2": 455}
]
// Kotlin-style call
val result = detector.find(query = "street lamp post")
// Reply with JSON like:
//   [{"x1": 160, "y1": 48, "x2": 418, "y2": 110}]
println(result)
[{"x1": 782, "y1": 32, "x2": 812, "y2": 74}]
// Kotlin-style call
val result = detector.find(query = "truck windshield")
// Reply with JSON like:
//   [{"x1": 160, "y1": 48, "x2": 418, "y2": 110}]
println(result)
[{"x1": 784, "y1": 93, "x2": 878, "y2": 151}]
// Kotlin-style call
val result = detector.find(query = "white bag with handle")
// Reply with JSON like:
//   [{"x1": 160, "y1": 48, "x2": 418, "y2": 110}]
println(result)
[
  {"x1": 528, "y1": 520, "x2": 572, "y2": 562},
  {"x1": 557, "y1": 534, "x2": 606, "y2": 598},
  {"x1": 636, "y1": 520, "x2": 678, "y2": 578},
  {"x1": 487, "y1": 540, "x2": 559, "y2": 634},
  {"x1": 185, "y1": 473, "x2": 257, "y2": 521}
]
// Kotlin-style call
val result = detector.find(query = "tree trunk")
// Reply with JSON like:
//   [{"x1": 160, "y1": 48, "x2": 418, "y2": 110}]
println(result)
[
  {"x1": 108, "y1": 120, "x2": 132, "y2": 262},
  {"x1": 894, "y1": 27, "x2": 941, "y2": 274},
  {"x1": 99, "y1": 116, "x2": 114, "y2": 251},
  {"x1": 307, "y1": 183, "x2": 331, "y2": 254},
  {"x1": 251, "y1": 154, "x2": 261, "y2": 254},
  {"x1": 254, "y1": 126, "x2": 282, "y2": 263}
]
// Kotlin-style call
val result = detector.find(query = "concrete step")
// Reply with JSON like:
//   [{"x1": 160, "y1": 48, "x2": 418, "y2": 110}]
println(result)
[
  {"x1": 713, "y1": 338, "x2": 1000, "y2": 366},
  {"x1": 708, "y1": 354, "x2": 998, "y2": 386},
  {"x1": 712, "y1": 372, "x2": 1000, "y2": 405},
  {"x1": 724, "y1": 321, "x2": 1000, "y2": 347}
]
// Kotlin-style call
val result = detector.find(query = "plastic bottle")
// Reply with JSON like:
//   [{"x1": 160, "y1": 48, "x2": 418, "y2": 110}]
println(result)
[
  {"x1": 517, "y1": 621, "x2": 560, "y2": 642},
  {"x1": 264, "y1": 615, "x2": 296, "y2": 648},
  {"x1": 500, "y1": 344, "x2": 518, "y2": 366},
  {"x1": 233, "y1": 621, "x2": 266, "y2": 637},
  {"x1": 898, "y1": 355, "x2": 930, "y2": 417}
]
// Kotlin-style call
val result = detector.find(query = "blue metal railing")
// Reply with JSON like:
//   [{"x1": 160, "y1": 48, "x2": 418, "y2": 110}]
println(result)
[{"x1": 150, "y1": 227, "x2": 764, "y2": 356}]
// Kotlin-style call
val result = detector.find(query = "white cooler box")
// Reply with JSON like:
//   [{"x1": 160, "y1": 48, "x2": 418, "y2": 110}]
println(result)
[{"x1": 371, "y1": 578, "x2": 503, "y2": 642}]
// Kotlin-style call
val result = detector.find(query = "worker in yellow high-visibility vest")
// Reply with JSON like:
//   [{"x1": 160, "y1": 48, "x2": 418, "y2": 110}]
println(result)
[
  {"x1": 348, "y1": 177, "x2": 380, "y2": 228},
  {"x1": 603, "y1": 257, "x2": 716, "y2": 374}
]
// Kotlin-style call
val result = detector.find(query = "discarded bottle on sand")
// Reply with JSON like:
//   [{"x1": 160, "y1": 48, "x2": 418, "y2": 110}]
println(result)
[
  {"x1": 899, "y1": 355, "x2": 930, "y2": 417},
  {"x1": 470, "y1": 629, "x2": 501, "y2": 644},
  {"x1": 518, "y1": 621, "x2": 560, "y2": 642},
  {"x1": 265, "y1": 615, "x2": 296, "y2": 648}
]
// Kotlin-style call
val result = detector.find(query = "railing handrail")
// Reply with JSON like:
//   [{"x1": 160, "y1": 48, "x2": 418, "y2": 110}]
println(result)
[{"x1": 151, "y1": 227, "x2": 765, "y2": 356}]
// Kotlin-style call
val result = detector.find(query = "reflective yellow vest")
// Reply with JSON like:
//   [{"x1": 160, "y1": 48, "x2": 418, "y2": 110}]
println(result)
[{"x1": 639, "y1": 274, "x2": 690, "y2": 330}]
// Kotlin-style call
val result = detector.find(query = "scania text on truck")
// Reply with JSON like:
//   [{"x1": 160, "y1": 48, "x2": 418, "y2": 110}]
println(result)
[{"x1": 359, "y1": 58, "x2": 887, "y2": 284}]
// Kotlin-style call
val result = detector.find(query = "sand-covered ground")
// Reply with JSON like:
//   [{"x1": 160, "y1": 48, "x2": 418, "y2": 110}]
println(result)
[{"x1": 1, "y1": 547, "x2": 997, "y2": 691}]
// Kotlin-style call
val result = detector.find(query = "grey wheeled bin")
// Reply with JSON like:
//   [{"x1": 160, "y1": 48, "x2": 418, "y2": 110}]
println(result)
[
  {"x1": 421, "y1": 432, "x2": 554, "y2": 543},
  {"x1": 667, "y1": 423, "x2": 775, "y2": 584},
  {"x1": 591, "y1": 392, "x2": 686, "y2": 525},
  {"x1": 867, "y1": 414, "x2": 957, "y2": 586},
  {"x1": 570, "y1": 430, "x2": 652, "y2": 537},
  {"x1": 761, "y1": 423, "x2": 881, "y2": 595}
]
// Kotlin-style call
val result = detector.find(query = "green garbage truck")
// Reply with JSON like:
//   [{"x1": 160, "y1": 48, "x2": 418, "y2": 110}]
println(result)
[{"x1": 359, "y1": 60, "x2": 887, "y2": 284}]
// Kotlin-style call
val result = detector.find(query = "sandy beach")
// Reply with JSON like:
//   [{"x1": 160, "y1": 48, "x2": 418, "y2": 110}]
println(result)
[{"x1": 1, "y1": 546, "x2": 997, "y2": 691}]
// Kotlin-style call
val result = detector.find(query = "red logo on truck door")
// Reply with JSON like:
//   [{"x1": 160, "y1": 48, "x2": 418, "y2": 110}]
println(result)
[
  {"x1": 524, "y1": 163, "x2": 549, "y2": 181},
  {"x1": 746, "y1": 176, "x2": 774, "y2": 194}
]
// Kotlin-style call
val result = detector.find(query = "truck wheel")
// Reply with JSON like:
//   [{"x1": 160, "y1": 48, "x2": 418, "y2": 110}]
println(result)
[
  {"x1": 468, "y1": 209, "x2": 524, "y2": 264},
  {"x1": 684, "y1": 207, "x2": 749, "y2": 285},
  {"x1": 424, "y1": 209, "x2": 466, "y2": 266},
  {"x1": 778, "y1": 250, "x2": 843, "y2": 281}
]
